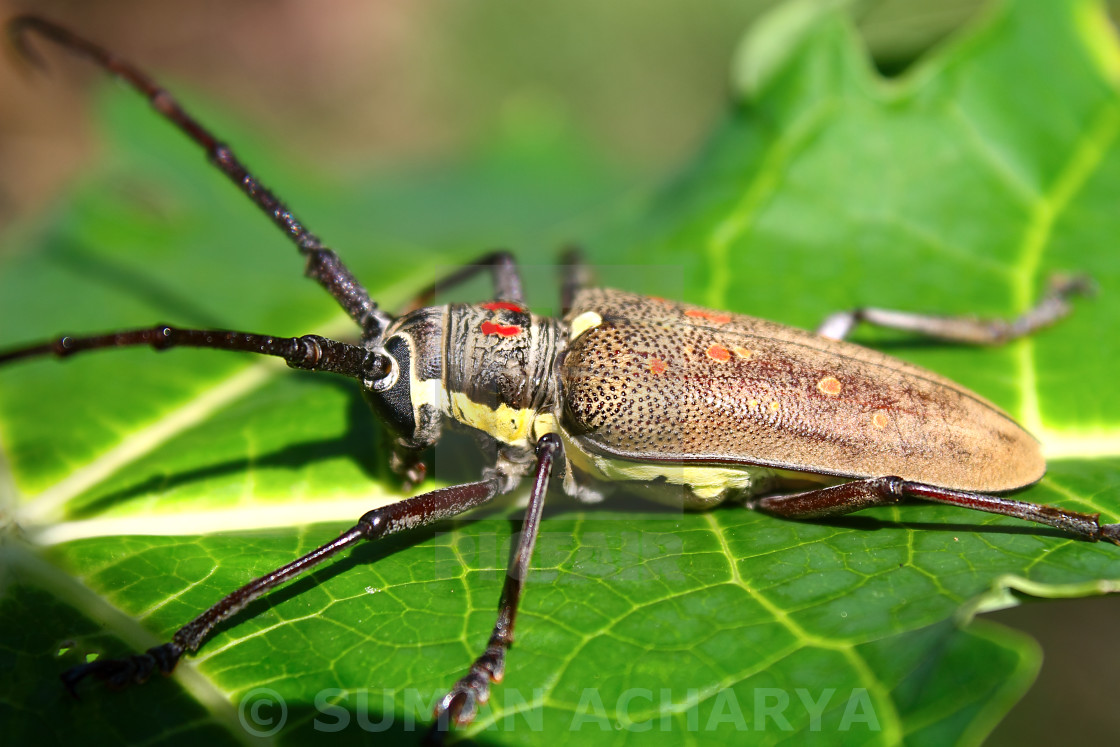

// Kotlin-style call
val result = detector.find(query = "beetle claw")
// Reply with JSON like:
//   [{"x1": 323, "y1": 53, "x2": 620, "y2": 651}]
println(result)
[
  {"x1": 427, "y1": 645, "x2": 506, "y2": 740},
  {"x1": 61, "y1": 642, "x2": 183, "y2": 695},
  {"x1": 1099, "y1": 522, "x2": 1120, "y2": 546},
  {"x1": 433, "y1": 670, "x2": 491, "y2": 727},
  {"x1": 1048, "y1": 273, "x2": 1096, "y2": 299}
]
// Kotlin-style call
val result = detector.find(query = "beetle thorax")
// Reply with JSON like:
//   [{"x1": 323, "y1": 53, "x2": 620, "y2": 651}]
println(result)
[{"x1": 441, "y1": 302, "x2": 563, "y2": 450}]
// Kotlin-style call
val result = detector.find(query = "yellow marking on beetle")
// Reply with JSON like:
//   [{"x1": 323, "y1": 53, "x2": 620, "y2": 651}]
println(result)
[
  {"x1": 401, "y1": 333, "x2": 448, "y2": 430},
  {"x1": 769, "y1": 401, "x2": 781, "y2": 413},
  {"x1": 559, "y1": 429, "x2": 768, "y2": 507},
  {"x1": 817, "y1": 376, "x2": 842, "y2": 397},
  {"x1": 733, "y1": 347, "x2": 753, "y2": 360},
  {"x1": 872, "y1": 412, "x2": 889, "y2": 429},
  {"x1": 532, "y1": 412, "x2": 558, "y2": 440},
  {"x1": 568, "y1": 311, "x2": 603, "y2": 341},
  {"x1": 747, "y1": 399, "x2": 759, "y2": 409},
  {"x1": 649, "y1": 358, "x2": 668, "y2": 375},
  {"x1": 449, "y1": 392, "x2": 536, "y2": 447}
]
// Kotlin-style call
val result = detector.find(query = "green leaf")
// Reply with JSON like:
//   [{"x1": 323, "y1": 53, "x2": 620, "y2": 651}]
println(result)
[{"x1": 2, "y1": 0, "x2": 1119, "y2": 744}]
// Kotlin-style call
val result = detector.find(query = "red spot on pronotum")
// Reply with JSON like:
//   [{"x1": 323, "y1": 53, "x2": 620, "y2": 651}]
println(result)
[
  {"x1": 481, "y1": 321, "x2": 522, "y2": 337},
  {"x1": 686, "y1": 309, "x2": 732, "y2": 324},
  {"x1": 706, "y1": 344, "x2": 731, "y2": 362},
  {"x1": 649, "y1": 358, "x2": 668, "y2": 375},
  {"x1": 481, "y1": 301, "x2": 524, "y2": 313}
]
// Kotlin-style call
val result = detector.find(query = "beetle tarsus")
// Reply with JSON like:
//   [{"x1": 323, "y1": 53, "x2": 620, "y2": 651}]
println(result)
[
  {"x1": 61, "y1": 641, "x2": 183, "y2": 696},
  {"x1": 815, "y1": 273, "x2": 1094, "y2": 344},
  {"x1": 1098, "y1": 522, "x2": 1120, "y2": 545},
  {"x1": 433, "y1": 649, "x2": 501, "y2": 726}
]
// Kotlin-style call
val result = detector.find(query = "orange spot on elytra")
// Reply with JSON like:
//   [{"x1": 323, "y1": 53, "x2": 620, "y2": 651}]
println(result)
[
  {"x1": 686, "y1": 309, "x2": 732, "y2": 324},
  {"x1": 747, "y1": 399, "x2": 759, "y2": 409},
  {"x1": 769, "y1": 401, "x2": 781, "y2": 412},
  {"x1": 817, "y1": 376, "x2": 842, "y2": 396},
  {"x1": 733, "y1": 347, "x2": 753, "y2": 360},
  {"x1": 481, "y1": 320, "x2": 522, "y2": 337},
  {"x1": 649, "y1": 358, "x2": 668, "y2": 375},
  {"x1": 872, "y1": 412, "x2": 889, "y2": 429},
  {"x1": 706, "y1": 344, "x2": 731, "y2": 362},
  {"x1": 481, "y1": 301, "x2": 524, "y2": 313}
]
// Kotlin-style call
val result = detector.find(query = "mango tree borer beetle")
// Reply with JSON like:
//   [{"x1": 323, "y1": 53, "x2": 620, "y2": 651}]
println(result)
[{"x1": 2, "y1": 15, "x2": 1117, "y2": 737}]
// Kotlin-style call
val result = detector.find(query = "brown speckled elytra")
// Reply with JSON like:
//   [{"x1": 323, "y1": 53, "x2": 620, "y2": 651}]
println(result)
[{"x1": 2, "y1": 15, "x2": 1117, "y2": 738}]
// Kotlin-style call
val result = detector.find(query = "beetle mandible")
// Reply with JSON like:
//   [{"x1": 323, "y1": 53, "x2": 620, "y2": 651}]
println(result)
[{"x1": 1, "y1": 15, "x2": 1116, "y2": 737}]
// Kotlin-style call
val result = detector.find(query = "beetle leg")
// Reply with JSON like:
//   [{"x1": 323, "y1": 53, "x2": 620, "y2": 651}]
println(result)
[
  {"x1": 558, "y1": 245, "x2": 593, "y2": 314},
  {"x1": 8, "y1": 16, "x2": 389, "y2": 339},
  {"x1": 398, "y1": 250, "x2": 525, "y2": 313},
  {"x1": 430, "y1": 433, "x2": 562, "y2": 733},
  {"x1": 60, "y1": 479, "x2": 500, "y2": 695},
  {"x1": 816, "y1": 275, "x2": 1093, "y2": 343},
  {"x1": 750, "y1": 476, "x2": 1120, "y2": 544}
]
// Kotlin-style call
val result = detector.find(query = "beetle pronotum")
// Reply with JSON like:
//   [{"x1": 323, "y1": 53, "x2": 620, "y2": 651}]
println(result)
[{"x1": 2, "y1": 15, "x2": 1117, "y2": 738}]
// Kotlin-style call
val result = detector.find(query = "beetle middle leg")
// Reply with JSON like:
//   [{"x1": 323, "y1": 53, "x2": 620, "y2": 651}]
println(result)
[
  {"x1": 750, "y1": 476, "x2": 1120, "y2": 544},
  {"x1": 816, "y1": 275, "x2": 1093, "y2": 343}
]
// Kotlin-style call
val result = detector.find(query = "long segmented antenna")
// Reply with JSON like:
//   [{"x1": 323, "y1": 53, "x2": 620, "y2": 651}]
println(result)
[
  {"x1": 0, "y1": 325, "x2": 390, "y2": 383},
  {"x1": 7, "y1": 14, "x2": 392, "y2": 341}
]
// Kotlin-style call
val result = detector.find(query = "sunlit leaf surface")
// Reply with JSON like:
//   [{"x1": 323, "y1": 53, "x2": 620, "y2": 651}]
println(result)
[{"x1": 2, "y1": 1, "x2": 1119, "y2": 744}]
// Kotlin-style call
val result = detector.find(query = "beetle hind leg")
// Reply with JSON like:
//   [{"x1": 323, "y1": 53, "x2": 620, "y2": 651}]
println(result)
[
  {"x1": 751, "y1": 476, "x2": 1120, "y2": 544},
  {"x1": 816, "y1": 274, "x2": 1093, "y2": 343}
]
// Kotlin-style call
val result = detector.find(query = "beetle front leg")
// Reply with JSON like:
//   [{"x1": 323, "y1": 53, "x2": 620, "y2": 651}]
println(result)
[
  {"x1": 61, "y1": 479, "x2": 500, "y2": 694},
  {"x1": 750, "y1": 476, "x2": 1120, "y2": 544},
  {"x1": 816, "y1": 275, "x2": 1093, "y2": 343},
  {"x1": 429, "y1": 433, "x2": 562, "y2": 734}
]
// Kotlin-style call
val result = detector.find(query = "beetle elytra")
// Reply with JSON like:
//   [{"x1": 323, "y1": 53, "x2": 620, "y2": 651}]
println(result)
[{"x1": 2, "y1": 15, "x2": 1116, "y2": 738}]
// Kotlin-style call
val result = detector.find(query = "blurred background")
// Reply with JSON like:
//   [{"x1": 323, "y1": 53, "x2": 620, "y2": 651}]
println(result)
[
  {"x1": 0, "y1": 0, "x2": 1117, "y2": 743},
  {"x1": 0, "y1": 0, "x2": 1012, "y2": 234}
]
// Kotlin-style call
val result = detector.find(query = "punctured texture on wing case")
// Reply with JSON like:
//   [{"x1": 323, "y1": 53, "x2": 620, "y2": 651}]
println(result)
[{"x1": 559, "y1": 289, "x2": 1044, "y2": 492}]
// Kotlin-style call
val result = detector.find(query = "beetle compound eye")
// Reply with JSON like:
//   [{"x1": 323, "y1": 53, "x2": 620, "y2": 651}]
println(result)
[
  {"x1": 361, "y1": 335, "x2": 419, "y2": 443},
  {"x1": 364, "y1": 351, "x2": 398, "y2": 391}
]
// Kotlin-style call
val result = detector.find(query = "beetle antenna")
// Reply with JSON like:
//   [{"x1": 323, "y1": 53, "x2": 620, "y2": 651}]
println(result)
[
  {"x1": 0, "y1": 325, "x2": 390, "y2": 383},
  {"x1": 6, "y1": 15, "x2": 392, "y2": 342}
]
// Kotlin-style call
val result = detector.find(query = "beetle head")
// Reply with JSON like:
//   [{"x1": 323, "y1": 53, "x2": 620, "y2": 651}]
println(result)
[{"x1": 360, "y1": 307, "x2": 446, "y2": 484}]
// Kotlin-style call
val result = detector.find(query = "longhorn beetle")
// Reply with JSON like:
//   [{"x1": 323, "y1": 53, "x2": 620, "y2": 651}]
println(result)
[{"x1": 2, "y1": 15, "x2": 1117, "y2": 737}]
